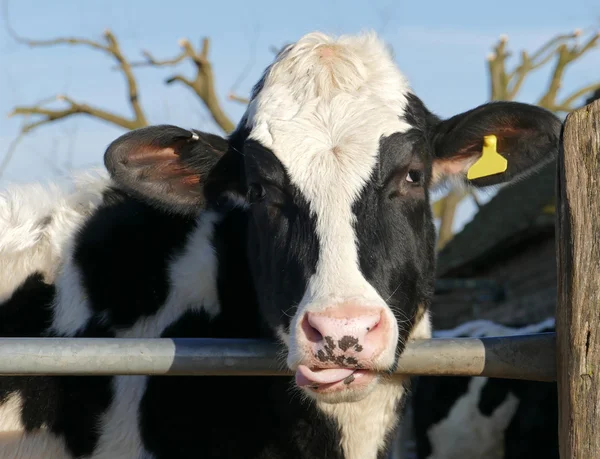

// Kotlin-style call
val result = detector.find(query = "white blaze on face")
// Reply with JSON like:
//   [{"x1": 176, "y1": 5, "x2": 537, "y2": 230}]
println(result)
[{"x1": 246, "y1": 32, "x2": 413, "y2": 369}]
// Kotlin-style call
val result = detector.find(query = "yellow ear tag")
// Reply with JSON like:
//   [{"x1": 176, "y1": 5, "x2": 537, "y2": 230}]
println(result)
[{"x1": 466, "y1": 135, "x2": 508, "y2": 180}]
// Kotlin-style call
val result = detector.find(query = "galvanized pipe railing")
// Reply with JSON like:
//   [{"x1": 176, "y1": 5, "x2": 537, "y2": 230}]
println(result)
[{"x1": 0, "y1": 333, "x2": 556, "y2": 381}]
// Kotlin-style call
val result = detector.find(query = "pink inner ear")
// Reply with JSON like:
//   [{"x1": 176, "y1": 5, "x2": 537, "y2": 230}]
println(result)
[
  {"x1": 128, "y1": 146, "x2": 179, "y2": 166},
  {"x1": 126, "y1": 144, "x2": 203, "y2": 193},
  {"x1": 432, "y1": 155, "x2": 478, "y2": 184},
  {"x1": 180, "y1": 175, "x2": 201, "y2": 185}
]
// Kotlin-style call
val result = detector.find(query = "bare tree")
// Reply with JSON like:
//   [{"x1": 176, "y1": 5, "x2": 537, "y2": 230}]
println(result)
[
  {"x1": 435, "y1": 29, "x2": 600, "y2": 250},
  {"x1": 2, "y1": 3, "x2": 236, "y2": 178},
  {"x1": 488, "y1": 30, "x2": 600, "y2": 111},
  {"x1": 7, "y1": 29, "x2": 149, "y2": 133},
  {"x1": 3, "y1": 8, "x2": 599, "y2": 233},
  {"x1": 130, "y1": 38, "x2": 235, "y2": 134}
]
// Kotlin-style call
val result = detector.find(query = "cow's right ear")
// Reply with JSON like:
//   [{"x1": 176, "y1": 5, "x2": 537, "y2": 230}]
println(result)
[{"x1": 104, "y1": 125, "x2": 228, "y2": 215}]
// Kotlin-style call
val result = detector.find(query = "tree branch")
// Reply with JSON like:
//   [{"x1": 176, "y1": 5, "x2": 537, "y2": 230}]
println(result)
[
  {"x1": 228, "y1": 93, "x2": 250, "y2": 104},
  {"x1": 537, "y1": 32, "x2": 599, "y2": 111},
  {"x1": 8, "y1": 95, "x2": 143, "y2": 132},
  {"x1": 135, "y1": 37, "x2": 235, "y2": 134},
  {"x1": 4, "y1": 10, "x2": 110, "y2": 53},
  {"x1": 555, "y1": 83, "x2": 600, "y2": 112},
  {"x1": 130, "y1": 49, "x2": 187, "y2": 67},
  {"x1": 5, "y1": 22, "x2": 148, "y2": 134},
  {"x1": 102, "y1": 29, "x2": 147, "y2": 126},
  {"x1": 487, "y1": 30, "x2": 598, "y2": 107}
]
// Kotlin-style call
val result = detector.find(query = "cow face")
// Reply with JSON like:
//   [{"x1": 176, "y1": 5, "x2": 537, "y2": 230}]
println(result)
[{"x1": 104, "y1": 32, "x2": 561, "y2": 404}]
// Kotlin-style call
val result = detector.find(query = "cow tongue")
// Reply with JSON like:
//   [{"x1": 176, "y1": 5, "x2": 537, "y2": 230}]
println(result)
[{"x1": 295, "y1": 365, "x2": 355, "y2": 387}]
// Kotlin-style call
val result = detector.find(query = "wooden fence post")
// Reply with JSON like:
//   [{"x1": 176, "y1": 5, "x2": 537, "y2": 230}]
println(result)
[{"x1": 556, "y1": 98, "x2": 600, "y2": 458}]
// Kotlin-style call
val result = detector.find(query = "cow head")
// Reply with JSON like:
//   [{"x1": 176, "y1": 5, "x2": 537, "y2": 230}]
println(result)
[{"x1": 104, "y1": 32, "x2": 560, "y2": 404}]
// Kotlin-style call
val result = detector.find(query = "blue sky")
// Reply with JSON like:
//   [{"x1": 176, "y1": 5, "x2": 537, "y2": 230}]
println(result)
[{"x1": 1, "y1": 0, "x2": 598, "y2": 230}]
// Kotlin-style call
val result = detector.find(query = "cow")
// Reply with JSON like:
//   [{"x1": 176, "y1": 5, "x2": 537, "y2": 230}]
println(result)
[
  {"x1": 0, "y1": 170, "x2": 108, "y2": 301},
  {"x1": 411, "y1": 318, "x2": 558, "y2": 459},
  {"x1": 0, "y1": 31, "x2": 561, "y2": 459}
]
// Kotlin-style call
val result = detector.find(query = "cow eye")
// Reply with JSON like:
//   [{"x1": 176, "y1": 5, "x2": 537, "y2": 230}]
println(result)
[
  {"x1": 247, "y1": 183, "x2": 266, "y2": 203},
  {"x1": 406, "y1": 170, "x2": 422, "y2": 184}
]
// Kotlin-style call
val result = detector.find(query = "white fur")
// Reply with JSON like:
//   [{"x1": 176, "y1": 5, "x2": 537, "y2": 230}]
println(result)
[
  {"x1": 425, "y1": 376, "x2": 519, "y2": 459},
  {"x1": 408, "y1": 309, "x2": 432, "y2": 342},
  {"x1": 0, "y1": 431, "x2": 71, "y2": 459},
  {"x1": 0, "y1": 394, "x2": 72, "y2": 458},
  {"x1": 245, "y1": 32, "x2": 412, "y2": 373},
  {"x1": 246, "y1": 31, "x2": 424, "y2": 459},
  {"x1": 319, "y1": 375, "x2": 408, "y2": 459},
  {"x1": 318, "y1": 310, "x2": 431, "y2": 459},
  {"x1": 0, "y1": 171, "x2": 109, "y2": 458},
  {"x1": 0, "y1": 170, "x2": 109, "y2": 302},
  {"x1": 0, "y1": 393, "x2": 25, "y2": 432},
  {"x1": 50, "y1": 256, "x2": 94, "y2": 336}
]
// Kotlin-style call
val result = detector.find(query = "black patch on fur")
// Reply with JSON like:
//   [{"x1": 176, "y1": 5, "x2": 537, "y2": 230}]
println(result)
[
  {"x1": 48, "y1": 375, "x2": 113, "y2": 457},
  {"x1": 353, "y1": 131, "x2": 436, "y2": 361},
  {"x1": 0, "y1": 272, "x2": 54, "y2": 336},
  {"x1": 0, "y1": 273, "x2": 58, "y2": 433},
  {"x1": 477, "y1": 325, "x2": 558, "y2": 458},
  {"x1": 403, "y1": 93, "x2": 441, "y2": 138},
  {"x1": 241, "y1": 140, "x2": 320, "y2": 332},
  {"x1": 501, "y1": 379, "x2": 558, "y2": 458},
  {"x1": 0, "y1": 272, "x2": 114, "y2": 457},
  {"x1": 140, "y1": 311, "x2": 346, "y2": 459},
  {"x1": 72, "y1": 187, "x2": 197, "y2": 330},
  {"x1": 139, "y1": 208, "x2": 344, "y2": 458}
]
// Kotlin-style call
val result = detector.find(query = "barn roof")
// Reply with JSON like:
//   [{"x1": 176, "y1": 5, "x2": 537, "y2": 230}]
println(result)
[{"x1": 435, "y1": 159, "x2": 557, "y2": 277}]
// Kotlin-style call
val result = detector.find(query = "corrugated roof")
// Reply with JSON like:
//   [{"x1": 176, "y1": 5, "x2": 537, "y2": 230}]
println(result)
[{"x1": 436, "y1": 159, "x2": 557, "y2": 276}]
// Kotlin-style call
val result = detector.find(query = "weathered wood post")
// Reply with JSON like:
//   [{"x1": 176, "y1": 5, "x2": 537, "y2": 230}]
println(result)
[{"x1": 556, "y1": 98, "x2": 600, "y2": 458}]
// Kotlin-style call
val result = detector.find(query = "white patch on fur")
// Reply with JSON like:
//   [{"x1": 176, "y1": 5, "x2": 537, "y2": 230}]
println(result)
[
  {"x1": 408, "y1": 309, "x2": 432, "y2": 341},
  {"x1": 90, "y1": 213, "x2": 219, "y2": 459},
  {"x1": 318, "y1": 307, "x2": 432, "y2": 459},
  {"x1": 275, "y1": 325, "x2": 290, "y2": 347},
  {"x1": 246, "y1": 31, "x2": 412, "y2": 371},
  {"x1": 0, "y1": 170, "x2": 109, "y2": 302},
  {"x1": 0, "y1": 393, "x2": 72, "y2": 458},
  {"x1": 0, "y1": 431, "x2": 72, "y2": 459},
  {"x1": 319, "y1": 375, "x2": 408, "y2": 459},
  {"x1": 425, "y1": 377, "x2": 519, "y2": 459},
  {"x1": 0, "y1": 393, "x2": 24, "y2": 431},
  {"x1": 90, "y1": 375, "x2": 149, "y2": 459},
  {"x1": 0, "y1": 171, "x2": 109, "y2": 457},
  {"x1": 50, "y1": 257, "x2": 94, "y2": 336}
]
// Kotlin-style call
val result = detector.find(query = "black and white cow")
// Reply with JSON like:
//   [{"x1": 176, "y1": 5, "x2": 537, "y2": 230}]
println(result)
[
  {"x1": 0, "y1": 32, "x2": 561, "y2": 459},
  {"x1": 0, "y1": 170, "x2": 108, "y2": 301},
  {"x1": 411, "y1": 318, "x2": 558, "y2": 459}
]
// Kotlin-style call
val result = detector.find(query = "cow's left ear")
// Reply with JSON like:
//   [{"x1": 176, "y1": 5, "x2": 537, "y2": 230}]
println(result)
[
  {"x1": 431, "y1": 101, "x2": 561, "y2": 187},
  {"x1": 104, "y1": 125, "x2": 228, "y2": 215}
]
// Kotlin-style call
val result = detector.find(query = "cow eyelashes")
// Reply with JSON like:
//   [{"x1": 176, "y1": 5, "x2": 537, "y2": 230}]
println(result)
[
  {"x1": 247, "y1": 183, "x2": 266, "y2": 204},
  {"x1": 406, "y1": 170, "x2": 422, "y2": 184}
]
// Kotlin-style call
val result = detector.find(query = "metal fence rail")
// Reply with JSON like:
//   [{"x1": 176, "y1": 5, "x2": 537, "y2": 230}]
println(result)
[{"x1": 0, "y1": 333, "x2": 556, "y2": 381}]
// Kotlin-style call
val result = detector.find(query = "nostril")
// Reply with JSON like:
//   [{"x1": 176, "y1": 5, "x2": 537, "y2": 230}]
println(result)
[
  {"x1": 302, "y1": 314, "x2": 323, "y2": 343},
  {"x1": 365, "y1": 315, "x2": 381, "y2": 333}
]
